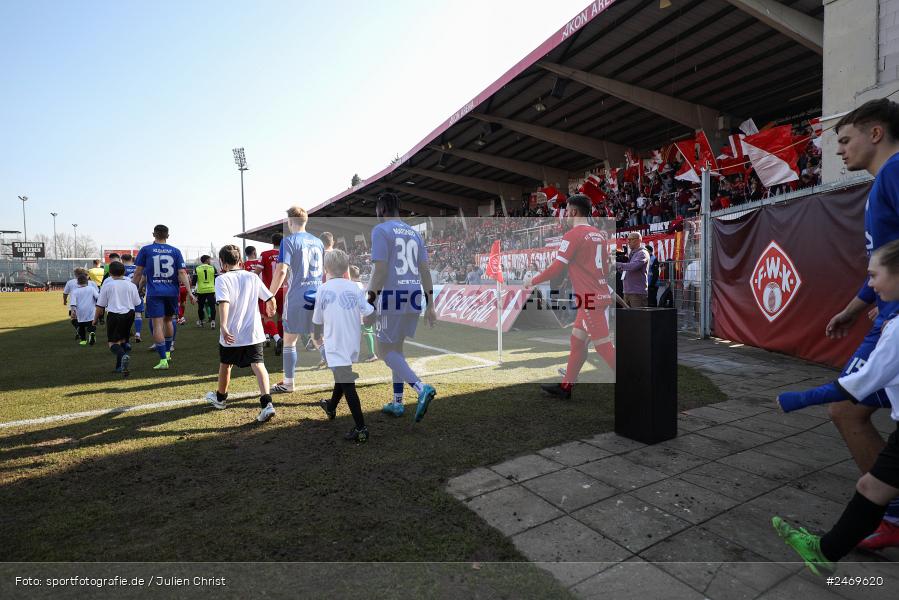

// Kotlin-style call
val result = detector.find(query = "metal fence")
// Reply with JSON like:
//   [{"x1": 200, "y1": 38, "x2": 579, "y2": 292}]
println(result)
[{"x1": 0, "y1": 258, "x2": 100, "y2": 288}]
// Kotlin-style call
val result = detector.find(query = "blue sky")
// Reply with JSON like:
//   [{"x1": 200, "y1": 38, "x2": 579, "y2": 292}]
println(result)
[{"x1": 1, "y1": 0, "x2": 591, "y2": 254}]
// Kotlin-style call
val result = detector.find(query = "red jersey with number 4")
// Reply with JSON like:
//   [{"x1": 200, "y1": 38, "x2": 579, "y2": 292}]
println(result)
[
  {"x1": 556, "y1": 224, "x2": 611, "y2": 304},
  {"x1": 260, "y1": 249, "x2": 281, "y2": 288}
]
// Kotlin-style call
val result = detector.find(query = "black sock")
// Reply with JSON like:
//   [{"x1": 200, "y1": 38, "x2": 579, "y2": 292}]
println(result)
[
  {"x1": 342, "y1": 382, "x2": 366, "y2": 430},
  {"x1": 216, "y1": 391, "x2": 228, "y2": 402},
  {"x1": 820, "y1": 491, "x2": 887, "y2": 562},
  {"x1": 328, "y1": 382, "x2": 343, "y2": 411},
  {"x1": 110, "y1": 344, "x2": 125, "y2": 368},
  {"x1": 123, "y1": 342, "x2": 132, "y2": 353},
  {"x1": 260, "y1": 393, "x2": 272, "y2": 408}
]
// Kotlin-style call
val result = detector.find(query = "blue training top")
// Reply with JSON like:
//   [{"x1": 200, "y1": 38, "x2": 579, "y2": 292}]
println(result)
[{"x1": 858, "y1": 152, "x2": 899, "y2": 326}]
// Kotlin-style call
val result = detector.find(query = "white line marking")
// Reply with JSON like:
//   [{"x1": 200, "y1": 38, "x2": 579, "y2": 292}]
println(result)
[{"x1": 0, "y1": 342, "x2": 497, "y2": 431}]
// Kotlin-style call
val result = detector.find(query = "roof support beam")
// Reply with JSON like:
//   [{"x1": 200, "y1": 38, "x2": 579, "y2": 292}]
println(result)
[
  {"x1": 395, "y1": 184, "x2": 479, "y2": 216},
  {"x1": 355, "y1": 194, "x2": 445, "y2": 217},
  {"x1": 538, "y1": 61, "x2": 721, "y2": 133},
  {"x1": 470, "y1": 113, "x2": 627, "y2": 165},
  {"x1": 403, "y1": 167, "x2": 523, "y2": 202},
  {"x1": 427, "y1": 145, "x2": 569, "y2": 187},
  {"x1": 724, "y1": 0, "x2": 822, "y2": 55}
]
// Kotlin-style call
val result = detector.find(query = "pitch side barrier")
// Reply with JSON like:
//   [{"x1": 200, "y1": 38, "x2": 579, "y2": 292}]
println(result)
[{"x1": 274, "y1": 216, "x2": 617, "y2": 385}]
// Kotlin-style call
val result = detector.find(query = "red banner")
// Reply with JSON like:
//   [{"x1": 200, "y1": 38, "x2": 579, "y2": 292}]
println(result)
[
  {"x1": 104, "y1": 248, "x2": 140, "y2": 262},
  {"x1": 711, "y1": 183, "x2": 871, "y2": 368},
  {"x1": 434, "y1": 284, "x2": 533, "y2": 332}
]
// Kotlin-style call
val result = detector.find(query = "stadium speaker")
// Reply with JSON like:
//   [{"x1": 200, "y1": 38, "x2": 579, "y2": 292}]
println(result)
[
  {"x1": 614, "y1": 307, "x2": 677, "y2": 444},
  {"x1": 550, "y1": 76, "x2": 569, "y2": 99}
]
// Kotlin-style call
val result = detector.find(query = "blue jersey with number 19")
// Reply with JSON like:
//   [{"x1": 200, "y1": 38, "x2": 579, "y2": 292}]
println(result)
[
  {"x1": 134, "y1": 243, "x2": 186, "y2": 297},
  {"x1": 371, "y1": 219, "x2": 428, "y2": 314},
  {"x1": 279, "y1": 232, "x2": 324, "y2": 291}
]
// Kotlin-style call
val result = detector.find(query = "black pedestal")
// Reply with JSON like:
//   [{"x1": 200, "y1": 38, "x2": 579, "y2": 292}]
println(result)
[{"x1": 614, "y1": 307, "x2": 677, "y2": 444}]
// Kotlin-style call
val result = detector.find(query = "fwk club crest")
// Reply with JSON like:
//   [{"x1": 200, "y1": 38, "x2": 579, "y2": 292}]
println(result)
[{"x1": 750, "y1": 241, "x2": 802, "y2": 322}]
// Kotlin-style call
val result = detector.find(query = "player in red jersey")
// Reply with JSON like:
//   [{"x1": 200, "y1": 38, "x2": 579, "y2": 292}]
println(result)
[
  {"x1": 244, "y1": 246, "x2": 262, "y2": 276},
  {"x1": 260, "y1": 234, "x2": 285, "y2": 355},
  {"x1": 524, "y1": 194, "x2": 616, "y2": 399}
]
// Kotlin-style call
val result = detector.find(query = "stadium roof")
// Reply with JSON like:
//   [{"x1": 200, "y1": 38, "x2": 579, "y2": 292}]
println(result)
[{"x1": 241, "y1": 0, "x2": 823, "y2": 242}]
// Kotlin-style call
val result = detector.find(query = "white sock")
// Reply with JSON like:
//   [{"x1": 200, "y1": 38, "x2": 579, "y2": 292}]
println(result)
[
  {"x1": 274, "y1": 334, "x2": 281, "y2": 342},
  {"x1": 283, "y1": 378, "x2": 294, "y2": 389},
  {"x1": 412, "y1": 381, "x2": 424, "y2": 394}
]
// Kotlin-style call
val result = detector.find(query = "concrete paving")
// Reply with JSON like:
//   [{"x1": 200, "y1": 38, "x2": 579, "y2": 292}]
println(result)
[{"x1": 447, "y1": 337, "x2": 899, "y2": 599}]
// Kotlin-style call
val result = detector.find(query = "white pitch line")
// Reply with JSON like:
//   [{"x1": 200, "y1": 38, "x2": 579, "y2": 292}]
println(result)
[{"x1": 0, "y1": 342, "x2": 498, "y2": 431}]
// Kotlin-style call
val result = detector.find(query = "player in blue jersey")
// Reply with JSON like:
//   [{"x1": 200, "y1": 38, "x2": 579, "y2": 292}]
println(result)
[
  {"x1": 366, "y1": 192, "x2": 437, "y2": 422},
  {"x1": 268, "y1": 206, "x2": 323, "y2": 393},
  {"x1": 132, "y1": 225, "x2": 195, "y2": 370},
  {"x1": 824, "y1": 99, "x2": 899, "y2": 549},
  {"x1": 121, "y1": 253, "x2": 144, "y2": 343}
]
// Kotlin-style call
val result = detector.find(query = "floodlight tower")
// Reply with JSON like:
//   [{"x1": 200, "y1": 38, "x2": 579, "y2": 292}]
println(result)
[
  {"x1": 50, "y1": 212, "x2": 59, "y2": 258},
  {"x1": 72, "y1": 223, "x2": 78, "y2": 258},
  {"x1": 18, "y1": 195, "x2": 28, "y2": 242},
  {"x1": 232, "y1": 147, "x2": 248, "y2": 256}
]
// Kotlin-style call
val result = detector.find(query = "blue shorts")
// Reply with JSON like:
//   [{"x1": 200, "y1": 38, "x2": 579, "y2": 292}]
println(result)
[
  {"x1": 376, "y1": 312, "x2": 419, "y2": 344},
  {"x1": 841, "y1": 322, "x2": 892, "y2": 408},
  {"x1": 145, "y1": 296, "x2": 178, "y2": 319},
  {"x1": 283, "y1": 290, "x2": 316, "y2": 334}
]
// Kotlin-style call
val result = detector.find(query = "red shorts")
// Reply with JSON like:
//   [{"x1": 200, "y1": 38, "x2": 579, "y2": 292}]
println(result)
[
  {"x1": 259, "y1": 289, "x2": 284, "y2": 319},
  {"x1": 576, "y1": 305, "x2": 610, "y2": 341}
]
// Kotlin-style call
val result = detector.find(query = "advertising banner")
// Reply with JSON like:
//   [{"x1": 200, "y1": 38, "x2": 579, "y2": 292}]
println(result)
[{"x1": 711, "y1": 183, "x2": 871, "y2": 368}]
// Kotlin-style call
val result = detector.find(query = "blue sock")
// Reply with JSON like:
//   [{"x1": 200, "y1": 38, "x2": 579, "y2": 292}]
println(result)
[
  {"x1": 384, "y1": 351, "x2": 420, "y2": 388},
  {"x1": 134, "y1": 316, "x2": 142, "y2": 335},
  {"x1": 283, "y1": 346, "x2": 298, "y2": 383},
  {"x1": 110, "y1": 344, "x2": 124, "y2": 369},
  {"x1": 884, "y1": 499, "x2": 899, "y2": 522},
  {"x1": 164, "y1": 336, "x2": 173, "y2": 353},
  {"x1": 157, "y1": 345, "x2": 167, "y2": 360},
  {"x1": 123, "y1": 343, "x2": 132, "y2": 353},
  {"x1": 778, "y1": 382, "x2": 846, "y2": 413}
]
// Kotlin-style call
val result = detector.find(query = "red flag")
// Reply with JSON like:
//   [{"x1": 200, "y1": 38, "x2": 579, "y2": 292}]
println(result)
[
  {"x1": 485, "y1": 240, "x2": 504, "y2": 284},
  {"x1": 578, "y1": 174, "x2": 607, "y2": 207},
  {"x1": 674, "y1": 138, "x2": 700, "y2": 183},
  {"x1": 741, "y1": 125, "x2": 800, "y2": 187}
]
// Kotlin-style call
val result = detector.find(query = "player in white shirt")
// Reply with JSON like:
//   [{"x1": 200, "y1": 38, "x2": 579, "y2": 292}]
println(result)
[
  {"x1": 314, "y1": 249, "x2": 374, "y2": 442},
  {"x1": 93, "y1": 261, "x2": 142, "y2": 375},
  {"x1": 63, "y1": 268, "x2": 97, "y2": 340},
  {"x1": 772, "y1": 239, "x2": 899, "y2": 574},
  {"x1": 205, "y1": 245, "x2": 277, "y2": 423},
  {"x1": 69, "y1": 272, "x2": 99, "y2": 346}
]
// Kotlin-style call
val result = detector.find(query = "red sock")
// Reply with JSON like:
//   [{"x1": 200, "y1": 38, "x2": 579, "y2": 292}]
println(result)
[
  {"x1": 264, "y1": 320, "x2": 278, "y2": 337},
  {"x1": 594, "y1": 341, "x2": 616, "y2": 371},
  {"x1": 562, "y1": 335, "x2": 589, "y2": 390}
]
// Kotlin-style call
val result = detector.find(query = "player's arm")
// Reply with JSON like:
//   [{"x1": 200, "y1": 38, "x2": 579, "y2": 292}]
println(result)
[
  {"x1": 257, "y1": 279, "x2": 275, "y2": 318},
  {"x1": 178, "y1": 269, "x2": 196, "y2": 303},
  {"x1": 524, "y1": 258, "x2": 566, "y2": 289},
  {"x1": 217, "y1": 301, "x2": 234, "y2": 344},
  {"x1": 132, "y1": 265, "x2": 145, "y2": 289},
  {"x1": 269, "y1": 263, "x2": 289, "y2": 296},
  {"x1": 63, "y1": 292, "x2": 69, "y2": 306},
  {"x1": 419, "y1": 259, "x2": 437, "y2": 327},
  {"x1": 826, "y1": 295, "x2": 873, "y2": 339}
]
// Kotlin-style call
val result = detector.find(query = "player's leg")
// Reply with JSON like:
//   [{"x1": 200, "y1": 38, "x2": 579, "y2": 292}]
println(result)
[
  {"x1": 774, "y1": 452, "x2": 899, "y2": 575},
  {"x1": 77, "y1": 322, "x2": 88, "y2": 344},
  {"x1": 206, "y1": 361, "x2": 232, "y2": 409},
  {"x1": 272, "y1": 331, "x2": 299, "y2": 393},
  {"x1": 88, "y1": 322, "x2": 96, "y2": 346},
  {"x1": 377, "y1": 314, "x2": 435, "y2": 422},
  {"x1": 133, "y1": 307, "x2": 143, "y2": 342},
  {"x1": 542, "y1": 326, "x2": 589, "y2": 400},
  {"x1": 250, "y1": 355, "x2": 275, "y2": 422},
  {"x1": 162, "y1": 298, "x2": 177, "y2": 360},
  {"x1": 335, "y1": 367, "x2": 367, "y2": 441}
]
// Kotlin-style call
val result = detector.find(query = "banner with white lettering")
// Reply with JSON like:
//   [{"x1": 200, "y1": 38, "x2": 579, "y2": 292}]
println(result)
[
  {"x1": 433, "y1": 284, "x2": 532, "y2": 332},
  {"x1": 712, "y1": 183, "x2": 871, "y2": 368}
]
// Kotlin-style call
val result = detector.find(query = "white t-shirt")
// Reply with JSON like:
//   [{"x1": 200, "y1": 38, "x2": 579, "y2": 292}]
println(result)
[
  {"x1": 97, "y1": 278, "x2": 142, "y2": 314},
  {"x1": 214, "y1": 269, "x2": 273, "y2": 347},
  {"x1": 840, "y1": 317, "x2": 899, "y2": 422},
  {"x1": 64, "y1": 278, "x2": 97, "y2": 304},
  {"x1": 312, "y1": 277, "x2": 374, "y2": 367},
  {"x1": 70, "y1": 285, "x2": 99, "y2": 323},
  {"x1": 684, "y1": 260, "x2": 701, "y2": 288}
]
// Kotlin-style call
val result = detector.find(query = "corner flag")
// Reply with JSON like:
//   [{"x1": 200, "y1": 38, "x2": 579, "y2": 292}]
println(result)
[{"x1": 486, "y1": 240, "x2": 504, "y2": 283}]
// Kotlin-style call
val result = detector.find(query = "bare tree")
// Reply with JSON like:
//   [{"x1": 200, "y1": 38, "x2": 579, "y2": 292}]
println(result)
[{"x1": 351, "y1": 173, "x2": 362, "y2": 187}]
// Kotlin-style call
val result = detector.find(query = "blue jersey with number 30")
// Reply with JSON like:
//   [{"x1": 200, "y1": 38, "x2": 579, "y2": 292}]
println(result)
[
  {"x1": 279, "y1": 232, "x2": 324, "y2": 292},
  {"x1": 371, "y1": 219, "x2": 428, "y2": 313},
  {"x1": 134, "y1": 243, "x2": 186, "y2": 297}
]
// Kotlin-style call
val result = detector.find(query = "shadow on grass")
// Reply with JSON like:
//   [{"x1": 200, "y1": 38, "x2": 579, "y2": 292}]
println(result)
[{"x1": 0, "y1": 368, "x2": 726, "y2": 565}]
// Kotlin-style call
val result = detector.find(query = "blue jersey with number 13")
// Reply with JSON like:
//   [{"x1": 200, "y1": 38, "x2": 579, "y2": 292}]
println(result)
[{"x1": 134, "y1": 243, "x2": 185, "y2": 297}]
